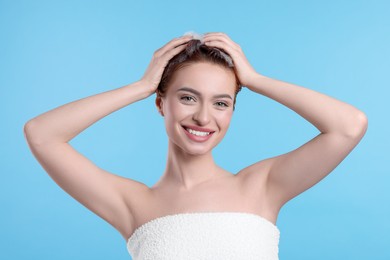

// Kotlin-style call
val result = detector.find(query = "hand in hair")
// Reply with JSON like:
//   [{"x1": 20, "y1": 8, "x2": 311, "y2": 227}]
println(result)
[
  {"x1": 203, "y1": 32, "x2": 263, "y2": 89},
  {"x1": 140, "y1": 35, "x2": 193, "y2": 96}
]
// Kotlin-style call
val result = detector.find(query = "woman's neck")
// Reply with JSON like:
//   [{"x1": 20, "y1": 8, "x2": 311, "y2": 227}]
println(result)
[{"x1": 158, "y1": 142, "x2": 226, "y2": 190}]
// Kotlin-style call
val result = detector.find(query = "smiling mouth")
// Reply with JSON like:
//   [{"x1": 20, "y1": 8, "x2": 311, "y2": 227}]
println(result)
[{"x1": 182, "y1": 126, "x2": 214, "y2": 137}]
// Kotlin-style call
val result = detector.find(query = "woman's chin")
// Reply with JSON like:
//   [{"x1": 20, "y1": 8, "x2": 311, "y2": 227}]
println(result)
[
  {"x1": 185, "y1": 150, "x2": 210, "y2": 156},
  {"x1": 181, "y1": 146, "x2": 213, "y2": 156},
  {"x1": 169, "y1": 139, "x2": 218, "y2": 156}
]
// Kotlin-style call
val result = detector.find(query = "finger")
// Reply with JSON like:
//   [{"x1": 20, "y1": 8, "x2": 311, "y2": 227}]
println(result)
[
  {"x1": 205, "y1": 41, "x2": 242, "y2": 67},
  {"x1": 161, "y1": 42, "x2": 188, "y2": 61},
  {"x1": 204, "y1": 32, "x2": 225, "y2": 36},
  {"x1": 203, "y1": 32, "x2": 229, "y2": 40},
  {"x1": 204, "y1": 40, "x2": 226, "y2": 51},
  {"x1": 204, "y1": 36, "x2": 239, "y2": 49},
  {"x1": 204, "y1": 34, "x2": 234, "y2": 43},
  {"x1": 204, "y1": 38, "x2": 239, "y2": 53},
  {"x1": 156, "y1": 36, "x2": 193, "y2": 56},
  {"x1": 158, "y1": 35, "x2": 192, "y2": 51}
]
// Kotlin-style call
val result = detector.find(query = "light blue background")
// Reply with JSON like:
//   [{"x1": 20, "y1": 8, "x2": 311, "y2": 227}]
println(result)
[{"x1": 1, "y1": 0, "x2": 388, "y2": 259}]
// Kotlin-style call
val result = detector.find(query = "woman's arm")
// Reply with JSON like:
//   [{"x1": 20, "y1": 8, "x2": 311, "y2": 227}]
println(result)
[
  {"x1": 246, "y1": 74, "x2": 367, "y2": 137},
  {"x1": 203, "y1": 32, "x2": 368, "y2": 212},
  {"x1": 23, "y1": 81, "x2": 154, "y2": 240},
  {"x1": 25, "y1": 34, "x2": 193, "y2": 143},
  {"x1": 24, "y1": 80, "x2": 152, "y2": 144},
  {"x1": 243, "y1": 74, "x2": 368, "y2": 209},
  {"x1": 23, "y1": 35, "x2": 194, "y2": 240}
]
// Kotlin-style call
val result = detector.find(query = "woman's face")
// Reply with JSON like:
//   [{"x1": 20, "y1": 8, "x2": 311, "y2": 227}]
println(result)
[{"x1": 156, "y1": 62, "x2": 237, "y2": 155}]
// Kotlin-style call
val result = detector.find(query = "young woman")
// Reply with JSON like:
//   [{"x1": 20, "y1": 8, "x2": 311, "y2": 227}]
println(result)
[{"x1": 24, "y1": 31, "x2": 368, "y2": 259}]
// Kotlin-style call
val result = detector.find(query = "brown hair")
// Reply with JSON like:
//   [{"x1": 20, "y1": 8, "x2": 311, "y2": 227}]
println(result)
[{"x1": 157, "y1": 39, "x2": 242, "y2": 110}]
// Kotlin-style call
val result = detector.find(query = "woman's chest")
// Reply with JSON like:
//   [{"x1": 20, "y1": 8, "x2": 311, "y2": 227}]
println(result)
[{"x1": 133, "y1": 175, "x2": 271, "y2": 229}]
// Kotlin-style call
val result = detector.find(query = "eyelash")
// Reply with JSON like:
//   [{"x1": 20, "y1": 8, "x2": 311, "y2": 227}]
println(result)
[
  {"x1": 215, "y1": 101, "x2": 229, "y2": 107},
  {"x1": 180, "y1": 96, "x2": 229, "y2": 108},
  {"x1": 181, "y1": 96, "x2": 195, "y2": 102}
]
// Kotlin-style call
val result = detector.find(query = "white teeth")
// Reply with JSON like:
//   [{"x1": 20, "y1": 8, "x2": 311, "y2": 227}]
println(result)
[{"x1": 186, "y1": 128, "x2": 211, "y2": 136}]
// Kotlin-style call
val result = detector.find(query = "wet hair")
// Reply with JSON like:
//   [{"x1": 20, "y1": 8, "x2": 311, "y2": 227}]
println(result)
[{"x1": 157, "y1": 39, "x2": 243, "y2": 110}]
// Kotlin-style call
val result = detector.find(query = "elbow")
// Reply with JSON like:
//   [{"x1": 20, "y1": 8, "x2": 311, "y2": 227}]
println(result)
[
  {"x1": 23, "y1": 120, "x2": 43, "y2": 145},
  {"x1": 24, "y1": 120, "x2": 35, "y2": 143},
  {"x1": 345, "y1": 111, "x2": 368, "y2": 139},
  {"x1": 24, "y1": 119, "x2": 65, "y2": 146}
]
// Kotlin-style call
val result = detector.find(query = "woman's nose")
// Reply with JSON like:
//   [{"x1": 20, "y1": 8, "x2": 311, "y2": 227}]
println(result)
[{"x1": 192, "y1": 104, "x2": 211, "y2": 125}]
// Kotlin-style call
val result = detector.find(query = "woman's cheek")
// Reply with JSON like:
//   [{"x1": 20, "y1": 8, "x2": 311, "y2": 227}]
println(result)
[{"x1": 218, "y1": 111, "x2": 233, "y2": 127}]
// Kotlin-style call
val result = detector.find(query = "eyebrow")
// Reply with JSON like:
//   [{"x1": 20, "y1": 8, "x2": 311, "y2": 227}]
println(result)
[{"x1": 177, "y1": 87, "x2": 233, "y2": 100}]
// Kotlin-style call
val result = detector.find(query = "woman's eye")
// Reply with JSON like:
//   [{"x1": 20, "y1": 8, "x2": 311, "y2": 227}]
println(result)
[
  {"x1": 181, "y1": 96, "x2": 195, "y2": 102},
  {"x1": 216, "y1": 101, "x2": 228, "y2": 107}
]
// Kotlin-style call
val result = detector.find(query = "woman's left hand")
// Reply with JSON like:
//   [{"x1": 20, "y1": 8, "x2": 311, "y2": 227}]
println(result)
[{"x1": 203, "y1": 32, "x2": 263, "y2": 89}]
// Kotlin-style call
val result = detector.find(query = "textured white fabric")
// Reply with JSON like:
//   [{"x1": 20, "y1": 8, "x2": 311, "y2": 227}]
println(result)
[{"x1": 127, "y1": 212, "x2": 280, "y2": 260}]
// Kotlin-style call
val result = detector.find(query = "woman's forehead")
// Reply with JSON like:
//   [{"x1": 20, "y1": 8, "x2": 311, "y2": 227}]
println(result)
[{"x1": 167, "y1": 62, "x2": 236, "y2": 95}]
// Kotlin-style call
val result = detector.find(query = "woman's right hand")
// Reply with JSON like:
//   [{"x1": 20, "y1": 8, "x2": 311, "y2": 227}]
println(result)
[{"x1": 140, "y1": 35, "x2": 193, "y2": 96}]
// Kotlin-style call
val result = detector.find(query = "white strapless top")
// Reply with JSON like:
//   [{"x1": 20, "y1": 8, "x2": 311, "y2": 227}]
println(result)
[{"x1": 126, "y1": 212, "x2": 280, "y2": 260}]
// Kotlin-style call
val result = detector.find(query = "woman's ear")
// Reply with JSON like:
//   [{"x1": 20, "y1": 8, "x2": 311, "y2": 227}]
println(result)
[{"x1": 155, "y1": 96, "x2": 164, "y2": 116}]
